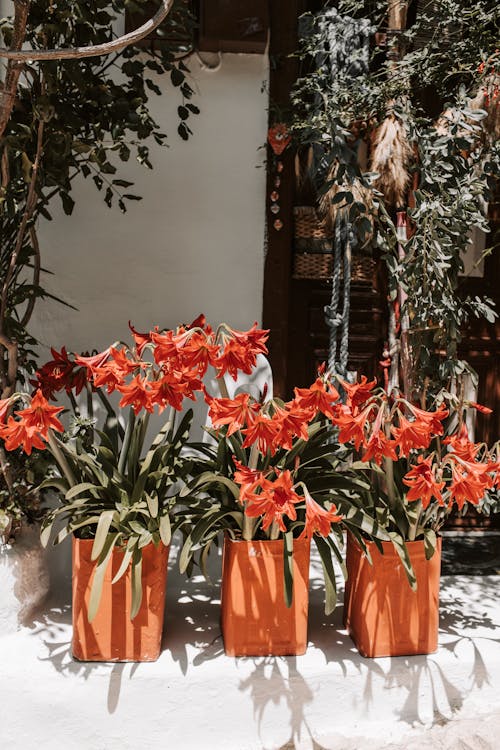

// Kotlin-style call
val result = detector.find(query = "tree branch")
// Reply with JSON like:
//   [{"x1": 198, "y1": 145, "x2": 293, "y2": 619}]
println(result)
[
  {"x1": 0, "y1": 0, "x2": 175, "y2": 61},
  {"x1": 0, "y1": 0, "x2": 31, "y2": 140}
]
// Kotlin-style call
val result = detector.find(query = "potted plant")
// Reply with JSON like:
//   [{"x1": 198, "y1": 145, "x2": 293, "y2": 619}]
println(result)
[
  {"x1": 180, "y1": 369, "x2": 387, "y2": 657},
  {"x1": 331, "y1": 377, "x2": 499, "y2": 657},
  {"x1": 0, "y1": 315, "x2": 270, "y2": 661}
]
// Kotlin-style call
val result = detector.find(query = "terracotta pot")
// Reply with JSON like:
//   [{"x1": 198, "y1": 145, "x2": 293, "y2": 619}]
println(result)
[
  {"x1": 220, "y1": 536, "x2": 311, "y2": 657},
  {"x1": 344, "y1": 533, "x2": 441, "y2": 658},
  {"x1": 72, "y1": 537, "x2": 169, "y2": 662}
]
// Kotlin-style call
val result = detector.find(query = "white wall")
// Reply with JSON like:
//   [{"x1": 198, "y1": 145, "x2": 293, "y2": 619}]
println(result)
[{"x1": 32, "y1": 53, "x2": 269, "y2": 353}]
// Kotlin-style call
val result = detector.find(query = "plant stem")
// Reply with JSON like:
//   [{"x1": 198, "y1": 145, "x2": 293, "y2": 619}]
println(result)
[
  {"x1": 242, "y1": 443, "x2": 259, "y2": 541},
  {"x1": 118, "y1": 409, "x2": 135, "y2": 476},
  {"x1": 46, "y1": 429, "x2": 77, "y2": 487}
]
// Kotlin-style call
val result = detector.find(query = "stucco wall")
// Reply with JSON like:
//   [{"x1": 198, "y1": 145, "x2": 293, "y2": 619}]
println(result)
[{"x1": 31, "y1": 52, "x2": 269, "y2": 352}]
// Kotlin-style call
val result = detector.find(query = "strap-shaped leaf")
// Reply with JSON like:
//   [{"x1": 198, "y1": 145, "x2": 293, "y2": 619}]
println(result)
[
  {"x1": 341, "y1": 505, "x2": 391, "y2": 541},
  {"x1": 145, "y1": 492, "x2": 159, "y2": 519},
  {"x1": 66, "y1": 482, "x2": 104, "y2": 500},
  {"x1": 423, "y1": 528, "x2": 437, "y2": 560},
  {"x1": 315, "y1": 535, "x2": 337, "y2": 615},
  {"x1": 326, "y1": 534, "x2": 347, "y2": 580},
  {"x1": 130, "y1": 548, "x2": 143, "y2": 620},
  {"x1": 159, "y1": 513, "x2": 172, "y2": 546},
  {"x1": 112, "y1": 538, "x2": 136, "y2": 584},
  {"x1": 179, "y1": 472, "x2": 240, "y2": 501},
  {"x1": 91, "y1": 510, "x2": 117, "y2": 561},
  {"x1": 389, "y1": 532, "x2": 417, "y2": 590},
  {"x1": 283, "y1": 532, "x2": 294, "y2": 609},
  {"x1": 179, "y1": 509, "x2": 243, "y2": 574},
  {"x1": 37, "y1": 477, "x2": 69, "y2": 494},
  {"x1": 88, "y1": 534, "x2": 116, "y2": 622}
]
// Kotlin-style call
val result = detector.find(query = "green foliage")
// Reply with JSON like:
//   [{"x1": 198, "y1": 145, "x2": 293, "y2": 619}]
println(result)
[
  {"x1": 0, "y1": 448, "x2": 53, "y2": 543},
  {"x1": 291, "y1": 1, "x2": 499, "y2": 398},
  {"x1": 41, "y1": 405, "x2": 195, "y2": 620}
]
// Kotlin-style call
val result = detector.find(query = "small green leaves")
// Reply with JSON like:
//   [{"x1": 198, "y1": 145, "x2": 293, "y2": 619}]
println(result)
[{"x1": 283, "y1": 532, "x2": 294, "y2": 609}]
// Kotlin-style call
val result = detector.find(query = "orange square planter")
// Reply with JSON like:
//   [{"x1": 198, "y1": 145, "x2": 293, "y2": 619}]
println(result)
[
  {"x1": 220, "y1": 536, "x2": 311, "y2": 657},
  {"x1": 72, "y1": 538, "x2": 169, "y2": 662},
  {"x1": 344, "y1": 534, "x2": 441, "y2": 658}
]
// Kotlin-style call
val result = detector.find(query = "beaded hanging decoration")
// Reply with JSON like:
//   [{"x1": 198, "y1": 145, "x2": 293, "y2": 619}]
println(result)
[{"x1": 267, "y1": 123, "x2": 291, "y2": 231}]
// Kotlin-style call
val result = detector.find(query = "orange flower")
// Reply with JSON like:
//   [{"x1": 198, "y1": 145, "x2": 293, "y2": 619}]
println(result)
[
  {"x1": 151, "y1": 330, "x2": 183, "y2": 367},
  {"x1": 391, "y1": 414, "x2": 433, "y2": 456},
  {"x1": 33, "y1": 346, "x2": 84, "y2": 399},
  {"x1": 177, "y1": 331, "x2": 219, "y2": 374},
  {"x1": 0, "y1": 397, "x2": 13, "y2": 423},
  {"x1": 362, "y1": 429, "x2": 398, "y2": 465},
  {"x1": 215, "y1": 339, "x2": 255, "y2": 380},
  {"x1": 448, "y1": 460, "x2": 493, "y2": 510},
  {"x1": 241, "y1": 413, "x2": 280, "y2": 455},
  {"x1": 444, "y1": 424, "x2": 479, "y2": 461},
  {"x1": 149, "y1": 372, "x2": 190, "y2": 412},
  {"x1": 339, "y1": 375, "x2": 377, "y2": 411},
  {"x1": 334, "y1": 403, "x2": 373, "y2": 450},
  {"x1": 469, "y1": 401, "x2": 493, "y2": 415},
  {"x1": 407, "y1": 402, "x2": 448, "y2": 436},
  {"x1": 129, "y1": 322, "x2": 156, "y2": 356},
  {"x1": 117, "y1": 375, "x2": 153, "y2": 415},
  {"x1": 244, "y1": 470, "x2": 301, "y2": 532},
  {"x1": 272, "y1": 403, "x2": 311, "y2": 450},
  {"x1": 293, "y1": 378, "x2": 339, "y2": 420},
  {"x1": 0, "y1": 417, "x2": 46, "y2": 455},
  {"x1": 403, "y1": 456, "x2": 445, "y2": 509},
  {"x1": 299, "y1": 491, "x2": 341, "y2": 539},
  {"x1": 16, "y1": 390, "x2": 64, "y2": 437},
  {"x1": 208, "y1": 393, "x2": 257, "y2": 436},
  {"x1": 233, "y1": 459, "x2": 267, "y2": 505},
  {"x1": 75, "y1": 347, "x2": 112, "y2": 374}
]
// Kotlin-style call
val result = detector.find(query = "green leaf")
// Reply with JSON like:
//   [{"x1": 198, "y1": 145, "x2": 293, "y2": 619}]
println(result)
[
  {"x1": 111, "y1": 539, "x2": 136, "y2": 584},
  {"x1": 130, "y1": 548, "x2": 143, "y2": 620},
  {"x1": 159, "y1": 513, "x2": 171, "y2": 547},
  {"x1": 423, "y1": 528, "x2": 437, "y2": 560},
  {"x1": 283, "y1": 532, "x2": 294, "y2": 609},
  {"x1": 88, "y1": 535, "x2": 116, "y2": 623},
  {"x1": 389, "y1": 533, "x2": 417, "y2": 590},
  {"x1": 91, "y1": 510, "x2": 116, "y2": 561},
  {"x1": 145, "y1": 492, "x2": 158, "y2": 519},
  {"x1": 315, "y1": 536, "x2": 337, "y2": 615},
  {"x1": 66, "y1": 482, "x2": 103, "y2": 500}
]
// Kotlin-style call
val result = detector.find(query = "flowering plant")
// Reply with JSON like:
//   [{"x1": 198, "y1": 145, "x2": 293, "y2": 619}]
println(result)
[
  {"x1": 180, "y1": 370, "x2": 388, "y2": 613},
  {"x1": 332, "y1": 377, "x2": 499, "y2": 584},
  {"x1": 0, "y1": 315, "x2": 270, "y2": 618}
]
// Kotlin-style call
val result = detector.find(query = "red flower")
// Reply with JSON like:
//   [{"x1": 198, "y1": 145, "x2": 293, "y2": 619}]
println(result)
[
  {"x1": 403, "y1": 456, "x2": 445, "y2": 509},
  {"x1": 293, "y1": 378, "x2": 339, "y2": 420},
  {"x1": 16, "y1": 390, "x2": 64, "y2": 437},
  {"x1": 407, "y1": 402, "x2": 448, "y2": 436},
  {"x1": 448, "y1": 460, "x2": 493, "y2": 510},
  {"x1": 391, "y1": 414, "x2": 433, "y2": 456},
  {"x1": 177, "y1": 331, "x2": 219, "y2": 374},
  {"x1": 241, "y1": 413, "x2": 280, "y2": 455},
  {"x1": 444, "y1": 424, "x2": 479, "y2": 461},
  {"x1": 244, "y1": 470, "x2": 301, "y2": 532},
  {"x1": 469, "y1": 401, "x2": 493, "y2": 415},
  {"x1": 75, "y1": 347, "x2": 112, "y2": 374},
  {"x1": 233, "y1": 459, "x2": 267, "y2": 505},
  {"x1": 334, "y1": 403, "x2": 373, "y2": 450},
  {"x1": 151, "y1": 330, "x2": 183, "y2": 368},
  {"x1": 208, "y1": 393, "x2": 257, "y2": 436},
  {"x1": 339, "y1": 376, "x2": 377, "y2": 411},
  {"x1": 299, "y1": 491, "x2": 341, "y2": 539},
  {"x1": 149, "y1": 372, "x2": 189, "y2": 412},
  {"x1": 0, "y1": 397, "x2": 13, "y2": 424},
  {"x1": 272, "y1": 403, "x2": 311, "y2": 450},
  {"x1": 362, "y1": 429, "x2": 398, "y2": 465},
  {"x1": 33, "y1": 346, "x2": 81, "y2": 399},
  {"x1": 117, "y1": 375, "x2": 153, "y2": 415},
  {"x1": 0, "y1": 417, "x2": 46, "y2": 455},
  {"x1": 215, "y1": 339, "x2": 256, "y2": 380},
  {"x1": 129, "y1": 322, "x2": 157, "y2": 356}
]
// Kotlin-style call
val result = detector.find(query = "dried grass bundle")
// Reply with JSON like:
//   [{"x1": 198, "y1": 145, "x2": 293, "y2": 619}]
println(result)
[
  {"x1": 370, "y1": 114, "x2": 412, "y2": 207},
  {"x1": 318, "y1": 162, "x2": 375, "y2": 244}
]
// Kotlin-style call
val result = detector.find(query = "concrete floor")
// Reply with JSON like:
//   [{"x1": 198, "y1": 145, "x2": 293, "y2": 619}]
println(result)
[{"x1": 1, "y1": 540, "x2": 499, "y2": 750}]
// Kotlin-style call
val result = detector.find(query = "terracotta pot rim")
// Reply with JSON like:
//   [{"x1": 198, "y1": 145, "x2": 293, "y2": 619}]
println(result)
[
  {"x1": 224, "y1": 535, "x2": 311, "y2": 548},
  {"x1": 72, "y1": 537, "x2": 168, "y2": 550}
]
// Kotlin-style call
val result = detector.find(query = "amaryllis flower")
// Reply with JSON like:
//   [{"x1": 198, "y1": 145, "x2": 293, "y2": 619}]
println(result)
[
  {"x1": 403, "y1": 456, "x2": 445, "y2": 509},
  {"x1": 241, "y1": 413, "x2": 280, "y2": 455},
  {"x1": 469, "y1": 401, "x2": 493, "y2": 415},
  {"x1": 244, "y1": 470, "x2": 301, "y2": 532},
  {"x1": 208, "y1": 393, "x2": 257, "y2": 436},
  {"x1": 362, "y1": 429, "x2": 398, "y2": 465},
  {"x1": 151, "y1": 330, "x2": 183, "y2": 367},
  {"x1": 225, "y1": 322, "x2": 269, "y2": 355},
  {"x1": 233, "y1": 459, "x2": 267, "y2": 505},
  {"x1": 339, "y1": 376, "x2": 377, "y2": 411},
  {"x1": 448, "y1": 460, "x2": 493, "y2": 509},
  {"x1": 117, "y1": 375, "x2": 153, "y2": 415},
  {"x1": 391, "y1": 414, "x2": 433, "y2": 456},
  {"x1": 406, "y1": 402, "x2": 448, "y2": 436},
  {"x1": 293, "y1": 378, "x2": 339, "y2": 420},
  {"x1": 176, "y1": 331, "x2": 219, "y2": 374},
  {"x1": 149, "y1": 372, "x2": 189, "y2": 412},
  {"x1": 0, "y1": 397, "x2": 13, "y2": 423},
  {"x1": 129, "y1": 322, "x2": 158, "y2": 356},
  {"x1": 299, "y1": 491, "x2": 341, "y2": 539},
  {"x1": 0, "y1": 417, "x2": 46, "y2": 455},
  {"x1": 272, "y1": 403, "x2": 311, "y2": 450},
  {"x1": 75, "y1": 347, "x2": 112, "y2": 374},
  {"x1": 33, "y1": 346, "x2": 80, "y2": 399},
  {"x1": 334, "y1": 403, "x2": 374, "y2": 450},
  {"x1": 15, "y1": 390, "x2": 64, "y2": 437},
  {"x1": 444, "y1": 424, "x2": 479, "y2": 461},
  {"x1": 215, "y1": 339, "x2": 256, "y2": 380}
]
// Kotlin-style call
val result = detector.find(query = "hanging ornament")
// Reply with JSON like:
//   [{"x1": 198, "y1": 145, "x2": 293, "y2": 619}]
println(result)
[{"x1": 267, "y1": 124, "x2": 291, "y2": 231}]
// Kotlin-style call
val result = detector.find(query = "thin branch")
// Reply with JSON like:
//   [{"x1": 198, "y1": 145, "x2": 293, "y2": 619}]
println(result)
[
  {"x1": 19, "y1": 224, "x2": 40, "y2": 328},
  {"x1": 0, "y1": 0, "x2": 31, "y2": 140},
  {"x1": 0, "y1": 0, "x2": 175, "y2": 62}
]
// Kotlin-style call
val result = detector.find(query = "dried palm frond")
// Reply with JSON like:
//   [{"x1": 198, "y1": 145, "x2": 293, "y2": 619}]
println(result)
[
  {"x1": 318, "y1": 162, "x2": 375, "y2": 245},
  {"x1": 370, "y1": 114, "x2": 413, "y2": 207}
]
